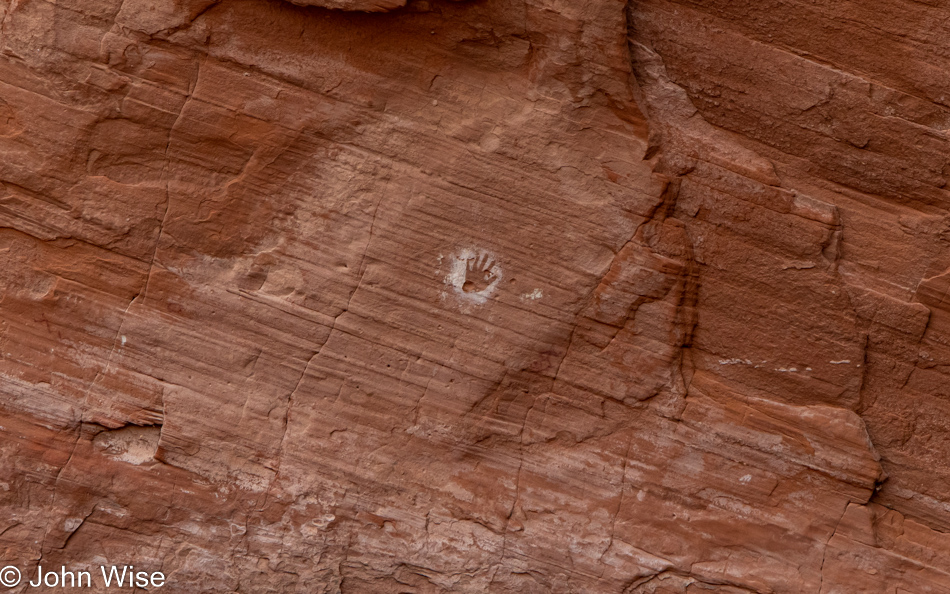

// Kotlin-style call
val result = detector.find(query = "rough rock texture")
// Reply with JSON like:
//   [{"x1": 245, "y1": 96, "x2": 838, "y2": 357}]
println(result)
[
  {"x1": 283, "y1": 0, "x2": 405, "y2": 13},
  {"x1": 2, "y1": 0, "x2": 950, "y2": 591}
]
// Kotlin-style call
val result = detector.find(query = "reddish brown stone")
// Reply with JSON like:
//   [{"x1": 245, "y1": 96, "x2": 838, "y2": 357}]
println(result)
[{"x1": 1, "y1": 0, "x2": 950, "y2": 592}]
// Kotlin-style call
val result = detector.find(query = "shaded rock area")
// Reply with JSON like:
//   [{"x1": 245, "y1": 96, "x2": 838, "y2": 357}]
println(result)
[{"x1": 1, "y1": 0, "x2": 949, "y2": 591}]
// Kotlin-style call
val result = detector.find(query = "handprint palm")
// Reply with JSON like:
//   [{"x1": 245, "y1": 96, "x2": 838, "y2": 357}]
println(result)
[{"x1": 462, "y1": 253, "x2": 497, "y2": 293}]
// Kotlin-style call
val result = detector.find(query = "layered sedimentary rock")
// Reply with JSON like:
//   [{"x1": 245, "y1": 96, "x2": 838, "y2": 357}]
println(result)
[{"x1": 1, "y1": 0, "x2": 950, "y2": 591}]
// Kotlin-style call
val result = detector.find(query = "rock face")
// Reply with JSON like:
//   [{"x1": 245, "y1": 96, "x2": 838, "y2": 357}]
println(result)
[{"x1": 1, "y1": 0, "x2": 950, "y2": 591}]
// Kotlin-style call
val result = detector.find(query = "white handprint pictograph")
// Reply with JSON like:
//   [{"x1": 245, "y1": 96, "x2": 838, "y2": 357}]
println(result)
[
  {"x1": 462, "y1": 252, "x2": 498, "y2": 293},
  {"x1": 444, "y1": 247, "x2": 502, "y2": 306}
]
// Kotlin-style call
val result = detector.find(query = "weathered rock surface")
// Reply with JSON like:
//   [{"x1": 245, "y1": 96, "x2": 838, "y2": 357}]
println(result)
[{"x1": 1, "y1": 0, "x2": 949, "y2": 591}]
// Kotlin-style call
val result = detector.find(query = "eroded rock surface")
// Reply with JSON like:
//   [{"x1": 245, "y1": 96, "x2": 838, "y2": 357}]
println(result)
[{"x1": 1, "y1": 0, "x2": 949, "y2": 591}]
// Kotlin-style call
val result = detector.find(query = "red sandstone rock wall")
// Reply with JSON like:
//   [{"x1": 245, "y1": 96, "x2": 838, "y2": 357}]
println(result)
[{"x1": 1, "y1": 0, "x2": 949, "y2": 591}]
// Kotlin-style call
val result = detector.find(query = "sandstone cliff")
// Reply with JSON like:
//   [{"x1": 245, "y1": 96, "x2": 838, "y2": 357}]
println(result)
[{"x1": 1, "y1": 0, "x2": 949, "y2": 591}]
